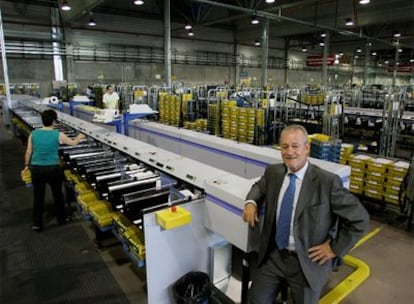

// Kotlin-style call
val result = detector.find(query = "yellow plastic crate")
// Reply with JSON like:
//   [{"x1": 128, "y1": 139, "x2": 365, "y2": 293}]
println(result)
[
  {"x1": 365, "y1": 172, "x2": 385, "y2": 183},
  {"x1": 384, "y1": 185, "x2": 400, "y2": 196},
  {"x1": 384, "y1": 194, "x2": 399, "y2": 205},
  {"x1": 367, "y1": 158, "x2": 393, "y2": 174},
  {"x1": 113, "y1": 213, "x2": 134, "y2": 236},
  {"x1": 350, "y1": 183, "x2": 363, "y2": 194},
  {"x1": 75, "y1": 182, "x2": 94, "y2": 194},
  {"x1": 389, "y1": 160, "x2": 410, "y2": 176},
  {"x1": 350, "y1": 177, "x2": 364, "y2": 187},
  {"x1": 349, "y1": 154, "x2": 372, "y2": 168},
  {"x1": 350, "y1": 167, "x2": 365, "y2": 177},
  {"x1": 364, "y1": 188, "x2": 383, "y2": 200},
  {"x1": 385, "y1": 177, "x2": 403, "y2": 187},
  {"x1": 93, "y1": 210, "x2": 116, "y2": 228},
  {"x1": 364, "y1": 183, "x2": 384, "y2": 193}
]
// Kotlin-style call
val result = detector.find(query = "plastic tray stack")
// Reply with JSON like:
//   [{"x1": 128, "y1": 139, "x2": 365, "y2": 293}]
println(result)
[
  {"x1": 364, "y1": 158, "x2": 393, "y2": 201},
  {"x1": 220, "y1": 100, "x2": 236, "y2": 139},
  {"x1": 348, "y1": 154, "x2": 373, "y2": 195},
  {"x1": 207, "y1": 103, "x2": 219, "y2": 135},
  {"x1": 384, "y1": 160, "x2": 410, "y2": 205}
]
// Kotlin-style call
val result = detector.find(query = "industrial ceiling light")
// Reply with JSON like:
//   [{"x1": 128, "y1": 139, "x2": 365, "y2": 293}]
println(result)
[
  {"x1": 254, "y1": 40, "x2": 260, "y2": 46},
  {"x1": 384, "y1": 60, "x2": 389, "y2": 64},
  {"x1": 302, "y1": 46, "x2": 307, "y2": 52},
  {"x1": 320, "y1": 33, "x2": 326, "y2": 38},
  {"x1": 134, "y1": 0, "x2": 144, "y2": 5},
  {"x1": 88, "y1": 17, "x2": 96, "y2": 26},
  {"x1": 371, "y1": 51, "x2": 377, "y2": 56},
  {"x1": 339, "y1": 51, "x2": 344, "y2": 56},
  {"x1": 359, "y1": 0, "x2": 370, "y2": 4},
  {"x1": 184, "y1": 23, "x2": 192, "y2": 30},
  {"x1": 61, "y1": 0, "x2": 71, "y2": 11},
  {"x1": 410, "y1": 59, "x2": 414, "y2": 63},
  {"x1": 398, "y1": 48, "x2": 403, "y2": 53},
  {"x1": 265, "y1": 0, "x2": 275, "y2": 3},
  {"x1": 319, "y1": 42, "x2": 325, "y2": 47},
  {"x1": 393, "y1": 32, "x2": 401, "y2": 38},
  {"x1": 188, "y1": 29, "x2": 194, "y2": 36},
  {"x1": 356, "y1": 48, "x2": 362, "y2": 53},
  {"x1": 345, "y1": 18, "x2": 354, "y2": 26},
  {"x1": 251, "y1": 14, "x2": 259, "y2": 25}
]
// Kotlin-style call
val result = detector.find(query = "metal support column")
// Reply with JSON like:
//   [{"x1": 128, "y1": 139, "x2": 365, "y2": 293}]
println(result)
[
  {"x1": 51, "y1": 8, "x2": 65, "y2": 81},
  {"x1": 283, "y1": 38, "x2": 289, "y2": 85},
  {"x1": 234, "y1": 41, "x2": 240, "y2": 86},
  {"x1": 363, "y1": 42, "x2": 371, "y2": 86},
  {"x1": 392, "y1": 43, "x2": 399, "y2": 87},
  {"x1": 164, "y1": 0, "x2": 172, "y2": 89},
  {"x1": 322, "y1": 31, "x2": 329, "y2": 86},
  {"x1": 261, "y1": 19, "x2": 269, "y2": 88},
  {"x1": 0, "y1": 8, "x2": 12, "y2": 115}
]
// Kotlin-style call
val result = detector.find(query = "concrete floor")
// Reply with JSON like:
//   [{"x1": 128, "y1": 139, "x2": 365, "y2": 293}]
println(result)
[{"x1": 1, "y1": 119, "x2": 413, "y2": 304}]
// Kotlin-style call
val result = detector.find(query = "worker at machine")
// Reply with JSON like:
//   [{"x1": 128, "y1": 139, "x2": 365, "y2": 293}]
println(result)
[
  {"x1": 102, "y1": 85, "x2": 120, "y2": 110},
  {"x1": 22, "y1": 109, "x2": 85, "y2": 231},
  {"x1": 242, "y1": 124, "x2": 369, "y2": 304}
]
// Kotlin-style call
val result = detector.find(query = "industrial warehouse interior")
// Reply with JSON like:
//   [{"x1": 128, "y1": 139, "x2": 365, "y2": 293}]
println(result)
[{"x1": 0, "y1": 0, "x2": 413, "y2": 304}]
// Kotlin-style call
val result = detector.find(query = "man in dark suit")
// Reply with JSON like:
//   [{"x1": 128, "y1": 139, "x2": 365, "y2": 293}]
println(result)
[{"x1": 242, "y1": 124, "x2": 369, "y2": 304}]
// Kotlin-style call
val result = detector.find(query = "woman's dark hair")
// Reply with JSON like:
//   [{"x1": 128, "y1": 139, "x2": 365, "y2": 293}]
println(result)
[
  {"x1": 41, "y1": 109, "x2": 58, "y2": 127},
  {"x1": 106, "y1": 85, "x2": 113, "y2": 90}
]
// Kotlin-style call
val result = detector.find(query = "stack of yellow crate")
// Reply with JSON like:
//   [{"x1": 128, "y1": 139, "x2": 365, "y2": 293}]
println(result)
[
  {"x1": 238, "y1": 107, "x2": 248, "y2": 142},
  {"x1": 246, "y1": 108, "x2": 256, "y2": 144},
  {"x1": 112, "y1": 213, "x2": 134, "y2": 239},
  {"x1": 348, "y1": 154, "x2": 372, "y2": 195},
  {"x1": 181, "y1": 93, "x2": 193, "y2": 116},
  {"x1": 169, "y1": 95, "x2": 181, "y2": 126},
  {"x1": 159, "y1": 94, "x2": 168, "y2": 124},
  {"x1": 195, "y1": 119, "x2": 207, "y2": 132},
  {"x1": 229, "y1": 106, "x2": 239, "y2": 140},
  {"x1": 90, "y1": 207, "x2": 116, "y2": 228},
  {"x1": 384, "y1": 160, "x2": 410, "y2": 205},
  {"x1": 339, "y1": 143, "x2": 354, "y2": 165},
  {"x1": 221, "y1": 100, "x2": 236, "y2": 138},
  {"x1": 125, "y1": 226, "x2": 145, "y2": 261},
  {"x1": 364, "y1": 158, "x2": 393, "y2": 201},
  {"x1": 256, "y1": 109, "x2": 265, "y2": 145},
  {"x1": 207, "y1": 103, "x2": 219, "y2": 135}
]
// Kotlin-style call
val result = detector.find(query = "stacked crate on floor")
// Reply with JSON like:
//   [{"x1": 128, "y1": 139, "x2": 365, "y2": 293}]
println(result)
[
  {"x1": 195, "y1": 119, "x2": 207, "y2": 132},
  {"x1": 221, "y1": 100, "x2": 236, "y2": 139},
  {"x1": 238, "y1": 107, "x2": 248, "y2": 142},
  {"x1": 256, "y1": 108, "x2": 265, "y2": 145},
  {"x1": 158, "y1": 94, "x2": 168, "y2": 124},
  {"x1": 364, "y1": 158, "x2": 393, "y2": 201},
  {"x1": 246, "y1": 108, "x2": 256, "y2": 144},
  {"x1": 207, "y1": 103, "x2": 220, "y2": 135},
  {"x1": 339, "y1": 143, "x2": 354, "y2": 165},
  {"x1": 348, "y1": 154, "x2": 372, "y2": 195},
  {"x1": 384, "y1": 160, "x2": 410, "y2": 205},
  {"x1": 229, "y1": 106, "x2": 239, "y2": 140},
  {"x1": 169, "y1": 95, "x2": 181, "y2": 126}
]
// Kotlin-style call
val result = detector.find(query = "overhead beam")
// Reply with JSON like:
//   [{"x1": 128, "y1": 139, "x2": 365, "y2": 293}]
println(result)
[
  {"x1": 59, "y1": 0, "x2": 105, "y2": 24},
  {"x1": 193, "y1": 0, "x2": 404, "y2": 48}
]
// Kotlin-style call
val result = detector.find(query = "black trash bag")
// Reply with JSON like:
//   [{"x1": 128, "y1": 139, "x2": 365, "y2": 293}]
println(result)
[{"x1": 173, "y1": 271, "x2": 212, "y2": 304}]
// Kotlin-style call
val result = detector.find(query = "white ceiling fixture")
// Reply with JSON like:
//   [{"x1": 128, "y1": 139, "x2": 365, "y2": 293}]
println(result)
[
  {"x1": 134, "y1": 0, "x2": 144, "y2": 5},
  {"x1": 265, "y1": 0, "x2": 275, "y2": 3},
  {"x1": 345, "y1": 18, "x2": 354, "y2": 26},
  {"x1": 184, "y1": 24, "x2": 192, "y2": 30},
  {"x1": 61, "y1": 0, "x2": 71, "y2": 11},
  {"x1": 251, "y1": 14, "x2": 259, "y2": 25},
  {"x1": 254, "y1": 40, "x2": 260, "y2": 46},
  {"x1": 359, "y1": 0, "x2": 370, "y2": 4}
]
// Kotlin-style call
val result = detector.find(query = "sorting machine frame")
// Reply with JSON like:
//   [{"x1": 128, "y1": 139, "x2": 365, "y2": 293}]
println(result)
[
  {"x1": 13, "y1": 99, "x2": 367, "y2": 304},
  {"x1": 16, "y1": 100, "x2": 261, "y2": 303}
]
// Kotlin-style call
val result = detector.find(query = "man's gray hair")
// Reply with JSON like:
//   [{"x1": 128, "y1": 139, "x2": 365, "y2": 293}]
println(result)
[{"x1": 280, "y1": 124, "x2": 309, "y2": 143}]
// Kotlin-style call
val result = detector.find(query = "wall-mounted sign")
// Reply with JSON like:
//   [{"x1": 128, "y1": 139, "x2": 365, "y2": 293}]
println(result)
[{"x1": 306, "y1": 55, "x2": 335, "y2": 66}]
